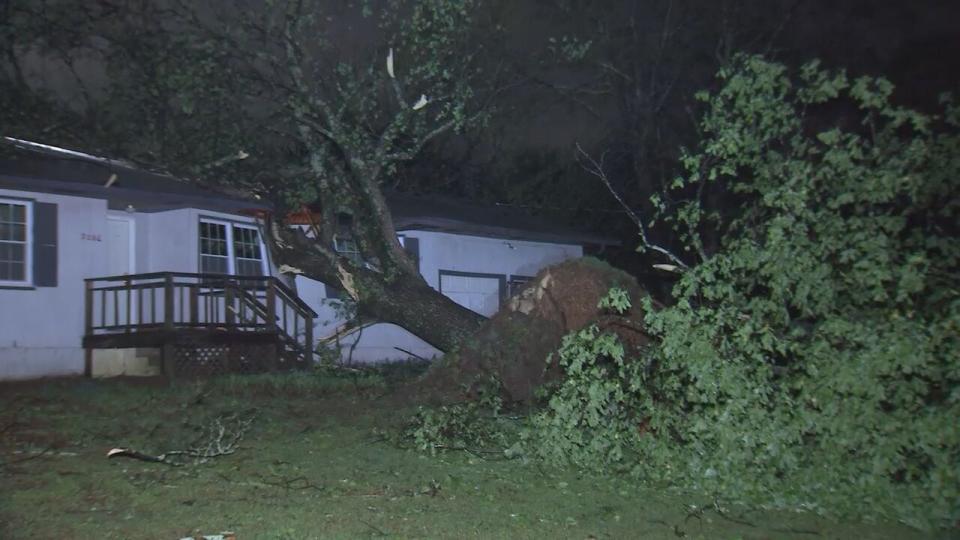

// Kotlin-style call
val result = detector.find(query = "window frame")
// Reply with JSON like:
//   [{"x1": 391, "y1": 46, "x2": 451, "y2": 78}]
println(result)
[
  {"x1": 333, "y1": 234, "x2": 361, "y2": 262},
  {"x1": 507, "y1": 274, "x2": 535, "y2": 298},
  {"x1": 0, "y1": 197, "x2": 33, "y2": 287},
  {"x1": 198, "y1": 217, "x2": 269, "y2": 276}
]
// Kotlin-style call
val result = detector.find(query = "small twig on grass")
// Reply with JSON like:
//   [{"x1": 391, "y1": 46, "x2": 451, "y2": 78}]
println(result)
[
  {"x1": 107, "y1": 409, "x2": 257, "y2": 467},
  {"x1": 770, "y1": 526, "x2": 820, "y2": 536},
  {"x1": 361, "y1": 520, "x2": 390, "y2": 537},
  {"x1": 255, "y1": 473, "x2": 325, "y2": 492},
  {"x1": 0, "y1": 407, "x2": 25, "y2": 436},
  {"x1": 0, "y1": 446, "x2": 54, "y2": 470},
  {"x1": 706, "y1": 500, "x2": 820, "y2": 536},
  {"x1": 426, "y1": 443, "x2": 512, "y2": 461}
]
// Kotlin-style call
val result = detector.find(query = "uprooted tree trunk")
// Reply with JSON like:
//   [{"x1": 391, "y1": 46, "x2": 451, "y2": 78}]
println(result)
[
  {"x1": 1, "y1": 0, "x2": 497, "y2": 353},
  {"x1": 267, "y1": 218, "x2": 486, "y2": 353},
  {"x1": 414, "y1": 257, "x2": 658, "y2": 404},
  {"x1": 245, "y1": 0, "x2": 493, "y2": 353}
]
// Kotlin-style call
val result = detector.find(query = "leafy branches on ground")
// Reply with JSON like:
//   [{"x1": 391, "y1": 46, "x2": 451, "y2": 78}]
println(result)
[
  {"x1": 533, "y1": 55, "x2": 959, "y2": 529},
  {"x1": 395, "y1": 378, "x2": 517, "y2": 457},
  {"x1": 400, "y1": 56, "x2": 959, "y2": 531},
  {"x1": 107, "y1": 409, "x2": 257, "y2": 467},
  {"x1": 524, "y1": 288, "x2": 650, "y2": 469}
]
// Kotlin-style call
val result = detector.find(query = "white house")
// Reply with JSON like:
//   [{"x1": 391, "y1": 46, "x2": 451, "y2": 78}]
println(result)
[
  {"x1": 298, "y1": 192, "x2": 614, "y2": 363},
  {"x1": 0, "y1": 138, "x2": 297, "y2": 380},
  {"x1": 0, "y1": 138, "x2": 612, "y2": 379}
]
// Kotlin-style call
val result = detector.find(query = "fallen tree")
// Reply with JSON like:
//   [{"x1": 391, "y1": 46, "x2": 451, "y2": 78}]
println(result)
[
  {"x1": 2, "y1": 0, "x2": 501, "y2": 352},
  {"x1": 414, "y1": 257, "x2": 658, "y2": 404},
  {"x1": 400, "y1": 56, "x2": 960, "y2": 531}
]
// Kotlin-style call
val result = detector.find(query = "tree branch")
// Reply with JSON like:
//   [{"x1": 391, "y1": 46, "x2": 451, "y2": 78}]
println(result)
[{"x1": 575, "y1": 142, "x2": 690, "y2": 269}]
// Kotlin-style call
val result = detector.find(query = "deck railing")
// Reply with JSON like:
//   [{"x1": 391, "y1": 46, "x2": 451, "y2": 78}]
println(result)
[{"x1": 84, "y1": 272, "x2": 316, "y2": 362}]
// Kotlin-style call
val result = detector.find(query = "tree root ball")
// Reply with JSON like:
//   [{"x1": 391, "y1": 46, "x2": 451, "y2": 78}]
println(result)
[{"x1": 416, "y1": 257, "x2": 656, "y2": 404}]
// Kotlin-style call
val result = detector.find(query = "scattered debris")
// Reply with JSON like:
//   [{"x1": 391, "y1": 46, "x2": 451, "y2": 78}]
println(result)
[
  {"x1": 107, "y1": 410, "x2": 256, "y2": 466},
  {"x1": 178, "y1": 532, "x2": 236, "y2": 540}
]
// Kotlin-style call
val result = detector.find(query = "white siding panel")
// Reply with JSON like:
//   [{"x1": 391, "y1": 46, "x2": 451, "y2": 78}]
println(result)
[
  {"x1": 293, "y1": 230, "x2": 584, "y2": 364},
  {"x1": 440, "y1": 274, "x2": 500, "y2": 317},
  {"x1": 0, "y1": 189, "x2": 108, "y2": 379}
]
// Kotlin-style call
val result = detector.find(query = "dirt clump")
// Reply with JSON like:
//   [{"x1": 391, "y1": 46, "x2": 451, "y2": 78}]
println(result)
[{"x1": 415, "y1": 257, "x2": 656, "y2": 405}]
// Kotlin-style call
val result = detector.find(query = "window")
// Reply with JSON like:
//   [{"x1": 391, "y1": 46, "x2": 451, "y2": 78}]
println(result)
[
  {"x1": 333, "y1": 235, "x2": 360, "y2": 262},
  {"x1": 233, "y1": 226, "x2": 265, "y2": 276},
  {"x1": 0, "y1": 199, "x2": 31, "y2": 286},
  {"x1": 199, "y1": 219, "x2": 267, "y2": 276},
  {"x1": 508, "y1": 275, "x2": 533, "y2": 297}
]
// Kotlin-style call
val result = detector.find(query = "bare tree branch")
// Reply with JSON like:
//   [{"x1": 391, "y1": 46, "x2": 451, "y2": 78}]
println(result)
[{"x1": 575, "y1": 142, "x2": 690, "y2": 269}]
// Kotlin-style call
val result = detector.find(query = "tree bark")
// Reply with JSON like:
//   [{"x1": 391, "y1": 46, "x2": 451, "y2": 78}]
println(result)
[{"x1": 269, "y1": 221, "x2": 486, "y2": 353}]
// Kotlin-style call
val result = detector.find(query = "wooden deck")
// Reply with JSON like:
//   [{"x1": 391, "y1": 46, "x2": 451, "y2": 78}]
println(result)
[{"x1": 82, "y1": 272, "x2": 317, "y2": 377}]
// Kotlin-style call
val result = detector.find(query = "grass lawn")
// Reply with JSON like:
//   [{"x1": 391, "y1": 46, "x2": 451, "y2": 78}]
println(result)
[{"x1": 0, "y1": 371, "x2": 939, "y2": 539}]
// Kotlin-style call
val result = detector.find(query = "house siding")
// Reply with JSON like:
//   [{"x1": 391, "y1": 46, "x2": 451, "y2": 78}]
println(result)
[
  {"x1": 0, "y1": 188, "x2": 108, "y2": 379},
  {"x1": 0, "y1": 192, "x2": 276, "y2": 380},
  {"x1": 298, "y1": 230, "x2": 584, "y2": 364}
]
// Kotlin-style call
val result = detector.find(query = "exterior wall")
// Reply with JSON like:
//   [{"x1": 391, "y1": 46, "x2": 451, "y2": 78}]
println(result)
[
  {"x1": 1, "y1": 192, "x2": 582, "y2": 378},
  {"x1": 139, "y1": 208, "x2": 276, "y2": 276},
  {"x1": 415, "y1": 231, "x2": 582, "y2": 291},
  {"x1": 0, "y1": 197, "x2": 275, "y2": 380},
  {"x1": 141, "y1": 209, "x2": 197, "y2": 273},
  {"x1": 297, "y1": 230, "x2": 583, "y2": 364},
  {"x1": 0, "y1": 188, "x2": 108, "y2": 379}
]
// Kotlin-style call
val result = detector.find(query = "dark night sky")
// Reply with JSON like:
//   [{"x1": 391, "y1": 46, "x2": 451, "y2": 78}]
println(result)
[
  {"x1": 11, "y1": 0, "x2": 959, "y2": 151},
  {"x1": 505, "y1": 0, "x2": 960, "y2": 151}
]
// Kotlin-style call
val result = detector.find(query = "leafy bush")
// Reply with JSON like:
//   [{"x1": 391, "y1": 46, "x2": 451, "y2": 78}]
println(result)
[
  {"x1": 527, "y1": 289, "x2": 649, "y2": 469},
  {"x1": 529, "y1": 56, "x2": 959, "y2": 529},
  {"x1": 398, "y1": 378, "x2": 515, "y2": 456}
]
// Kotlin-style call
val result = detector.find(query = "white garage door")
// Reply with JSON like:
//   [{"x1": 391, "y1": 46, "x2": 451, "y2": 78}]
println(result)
[{"x1": 440, "y1": 273, "x2": 501, "y2": 317}]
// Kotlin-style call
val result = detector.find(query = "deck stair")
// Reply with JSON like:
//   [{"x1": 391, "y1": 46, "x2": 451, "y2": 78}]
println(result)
[{"x1": 83, "y1": 272, "x2": 317, "y2": 377}]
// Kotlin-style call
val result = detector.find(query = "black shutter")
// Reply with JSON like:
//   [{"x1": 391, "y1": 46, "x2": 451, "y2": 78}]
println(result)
[
  {"x1": 403, "y1": 236, "x2": 420, "y2": 273},
  {"x1": 33, "y1": 202, "x2": 57, "y2": 287}
]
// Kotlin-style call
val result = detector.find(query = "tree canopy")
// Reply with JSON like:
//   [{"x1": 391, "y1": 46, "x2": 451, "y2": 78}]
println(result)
[{"x1": 528, "y1": 55, "x2": 959, "y2": 529}]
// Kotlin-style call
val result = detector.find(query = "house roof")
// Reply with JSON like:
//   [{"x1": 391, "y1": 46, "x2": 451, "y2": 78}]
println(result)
[
  {"x1": 387, "y1": 191, "x2": 617, "y2": 246},
  {"x1": 0, "y1": 138, "x2": 615, "y2": 246},
  {"x1": 0, "y1": 137, "x2": 268, "y2": 214}
]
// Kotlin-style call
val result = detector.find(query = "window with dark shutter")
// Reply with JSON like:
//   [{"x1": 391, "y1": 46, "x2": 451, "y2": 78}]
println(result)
[
  {"x1": 0, "y1": 198, "x2": 31, "y2": 286},
  {"x1": 33, "y1": 202, "x2": 57, "y2": 287},
  {"x1": 0, "y1": 199, "x2": 57, "y2": 288}
]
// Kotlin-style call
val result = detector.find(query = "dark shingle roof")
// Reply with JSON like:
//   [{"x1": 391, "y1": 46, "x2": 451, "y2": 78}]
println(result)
[
  {"x1": 1, "y1": 138, "x2": 615, "y2": 246},
  {"x1": 0, "y1": 138, "x2": 267, "y2": 214},
  {"x1": 387, "y1": 191, "x2": 617, "y2": 246}
]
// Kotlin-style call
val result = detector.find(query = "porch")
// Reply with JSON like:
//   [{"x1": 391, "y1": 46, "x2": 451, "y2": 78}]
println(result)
[{"x1": 82, "y1": 272, "x2": 316, "y2": 378}]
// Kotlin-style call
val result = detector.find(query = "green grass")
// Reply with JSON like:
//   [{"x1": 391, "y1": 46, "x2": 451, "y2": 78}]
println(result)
[{"x1": 0, "y1": 372, "x2": 940, "y2": 539}]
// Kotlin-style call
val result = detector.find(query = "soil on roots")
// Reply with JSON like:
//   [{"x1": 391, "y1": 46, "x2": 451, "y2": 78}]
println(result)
[{"x1": 412, "y1": 257, "x2": 658, "y2": 405}]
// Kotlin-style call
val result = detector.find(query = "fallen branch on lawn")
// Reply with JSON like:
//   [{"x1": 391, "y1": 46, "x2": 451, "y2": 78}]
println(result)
[{"x1": 107, "y1": 409, "x2": 256, "y2": 466}]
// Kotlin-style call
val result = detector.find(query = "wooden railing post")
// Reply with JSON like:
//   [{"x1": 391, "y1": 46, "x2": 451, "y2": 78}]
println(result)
[
  {"x1": 265, "y1": 279, "x2": 277, "y2": 330},
  {"x1": 163, "y1": 274, "x2": 175, "y2": 330},
  {"x1": 125, "y1": 277, "x2": 132, "y2": 332},
  {"x1": 84, "y1": 280, "x2": 94, "y2": 336},
  {"x1": 304, "y1": 313, "x2": 314, "y2": 365},
  {"x1": 189, "y1": 285, "x2": 199, "y2": 325},
  {"x1": 224, "y1": 282, "x2": 235, "y2": 326}
]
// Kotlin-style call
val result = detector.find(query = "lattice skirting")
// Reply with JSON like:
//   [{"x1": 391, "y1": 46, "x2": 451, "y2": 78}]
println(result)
[{"x1": 171, "y1": 342, "x2": 279, "y2": 377}]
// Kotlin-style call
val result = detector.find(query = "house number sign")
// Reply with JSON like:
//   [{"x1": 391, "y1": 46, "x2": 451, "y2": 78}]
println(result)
[{"x1": 81, "y1": 233, "x2": 102, "y2": 241}]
